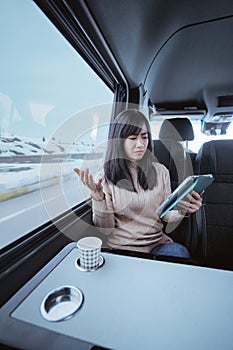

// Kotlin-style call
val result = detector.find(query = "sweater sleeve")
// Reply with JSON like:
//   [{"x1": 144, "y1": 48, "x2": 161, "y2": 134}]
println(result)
[{"x1": 92, "y1": 180, "x2": 115, "y2": 234}]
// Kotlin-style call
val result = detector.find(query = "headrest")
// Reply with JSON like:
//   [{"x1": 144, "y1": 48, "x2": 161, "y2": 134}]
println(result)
[
  {"x1": 153, "y1": 139, "x2": 188, "y2": 189},
  {"x1": 195, "y1": 140, "x2": 233, "y2": 175},
  {"x1": 159, "y1": 117, "x2": 194, "y2": 141}
]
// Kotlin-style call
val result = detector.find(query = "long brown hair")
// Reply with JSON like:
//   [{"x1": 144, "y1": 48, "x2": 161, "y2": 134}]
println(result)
[{"x1": 104, "y1": 109, "x2": 157, "y2": 191}]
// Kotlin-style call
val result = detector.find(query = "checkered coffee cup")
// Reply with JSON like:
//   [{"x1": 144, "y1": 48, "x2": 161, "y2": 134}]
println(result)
[{"x1": 77, "y1": 237, "x2": 102, "y2": 271}]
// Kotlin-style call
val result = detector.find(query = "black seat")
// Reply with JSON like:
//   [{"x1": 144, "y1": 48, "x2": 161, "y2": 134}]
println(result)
[
  {"x1": 153, "y1": 138, "x2": 187, "y2": 191},
  {"x1": 195, "y1": 140, "x2": 233, "y2": 266},
  {"x1": 153, "y1": 117, "x2": 197, "y2": 254},
  {"x1": 154, "y1": 117, "x2": 195, "y2": 191}
]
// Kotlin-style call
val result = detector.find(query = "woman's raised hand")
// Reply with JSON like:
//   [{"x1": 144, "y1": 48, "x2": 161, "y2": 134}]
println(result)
[{"x1": 73, "y1": 168, "x2": 104, "y2": 201}]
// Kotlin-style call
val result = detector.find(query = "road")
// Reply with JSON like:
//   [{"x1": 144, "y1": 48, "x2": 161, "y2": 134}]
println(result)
[{"x1": 0, "y1": 177, "x2": 89, "y2": 249}]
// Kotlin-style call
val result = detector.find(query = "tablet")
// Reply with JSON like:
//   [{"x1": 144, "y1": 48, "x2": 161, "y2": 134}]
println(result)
[{"x1": 156, "y1": 174, "x2": 214, "y2": 219}]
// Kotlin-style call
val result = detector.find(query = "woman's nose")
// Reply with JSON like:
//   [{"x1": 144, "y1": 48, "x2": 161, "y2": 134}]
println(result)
[{"x1": 136, "y1": 137, "x2": 144, "y2": 147}]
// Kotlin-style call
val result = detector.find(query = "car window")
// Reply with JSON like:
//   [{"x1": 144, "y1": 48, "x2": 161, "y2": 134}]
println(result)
[
  {"x1": 150, "y1": 119, "x2": 233, "y2": 153},
  {"x1": 0, "y1": 1, "x2": 113, "y2": 248},
  {"x1": 188, "y1": 120, "x2": 233, "y2": 153}
]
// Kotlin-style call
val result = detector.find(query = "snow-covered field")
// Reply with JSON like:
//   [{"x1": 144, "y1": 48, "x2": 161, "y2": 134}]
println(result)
[
  {"x1": 0, "y1": 136, "x2": 104, "y2": 198},
  {"x1": 0, "y1": 136, "x2": 97, "y2": 157}
]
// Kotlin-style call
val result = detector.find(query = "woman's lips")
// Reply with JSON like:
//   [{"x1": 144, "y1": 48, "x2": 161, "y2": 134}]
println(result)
[{"x1": 133, "y1": 150, "x2": 144, "y2": 156}]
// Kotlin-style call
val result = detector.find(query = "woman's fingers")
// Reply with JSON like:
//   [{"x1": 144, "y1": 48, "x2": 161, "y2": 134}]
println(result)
[
  {"x1": 178, "y1": 200, "x2": 197, "y2": 214},
  {"x1": 73, "y1": 168, "x2": 80, "y2": 175},
  {"x1": 81, "y1": 169, "x2": 92, "y2": 189},
  {"x1": 73, "y1": 168, "x2": 102, "y2": 193},
  {"x1": 83, "y1": 168, "x2": 90, "y2": 186},
  {"x1": 189, "y1": 190, "x2": 202, "y2": 201},
  {"x1": 178, "y1": 190, "x2": 203, "y2": 214},
  {"x1": 190, "y1": 191, "x2": 203, "y2": 209},
  {"x1": 178, "y1": 199, "x2": 191, "y2": 211},
  {"x1": 96, "y1": 178, "x2": 103, "y2": 191},
  {"x1": 88, "y1": 173, "x2": 98, "y2": 191}
]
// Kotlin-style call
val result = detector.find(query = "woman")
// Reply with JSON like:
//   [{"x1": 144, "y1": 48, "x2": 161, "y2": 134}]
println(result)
[{"x1": 74, "y1": 109, "x2": 202, "y2": 258}]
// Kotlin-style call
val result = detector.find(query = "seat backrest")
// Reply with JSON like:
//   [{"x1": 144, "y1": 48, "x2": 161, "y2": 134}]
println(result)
[
  {"x1": 153, "y1": 118, "x2": 197, "y2": 254},
  {"x1": 154, "y1": 117, "x2": 195, "y2": 190},
  {"x1": 195, "y1": 139, "x2": 233, "y2": 261},
  {"x1": 153, "y1": 139, "x2": 187, "y2": 191}
]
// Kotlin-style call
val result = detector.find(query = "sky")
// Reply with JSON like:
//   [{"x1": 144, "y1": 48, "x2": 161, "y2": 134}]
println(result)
[{"x1": 0, "y1": 0, "x2": 113, "y2": 141}]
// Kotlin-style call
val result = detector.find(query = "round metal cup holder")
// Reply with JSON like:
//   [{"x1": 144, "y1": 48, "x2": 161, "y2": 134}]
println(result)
[
  {"x1": 40, "y1": 285, "x2": 83, "y2": 322},
  {"x1": 75, "y1": 255, "x2": 105, "y2": 272}
]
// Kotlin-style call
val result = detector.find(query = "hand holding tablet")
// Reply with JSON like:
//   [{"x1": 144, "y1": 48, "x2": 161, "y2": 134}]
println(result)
[{"x1": 156, "y1": 174, "x2": 214, "y2": 218}]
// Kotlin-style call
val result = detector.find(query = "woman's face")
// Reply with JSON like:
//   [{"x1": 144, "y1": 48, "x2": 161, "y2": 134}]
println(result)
[{"x1": 123, "y1": 123, "x2": 149, "y2": 162}]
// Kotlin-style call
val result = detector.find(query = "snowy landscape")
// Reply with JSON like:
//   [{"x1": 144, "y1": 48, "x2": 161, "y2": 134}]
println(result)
[
  {"x1": 0, "y1": 135, "x2": 102, "y2": 158},
  {"x1": 0, "y1": 136, "x2": 104, "y2": 199}
]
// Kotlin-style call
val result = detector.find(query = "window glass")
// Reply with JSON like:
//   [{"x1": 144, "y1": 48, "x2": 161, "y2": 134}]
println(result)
[
  {"x1": 150, "y1": 119, "x2": 233, "y2": 153},
  {"x1": 0, "y1": 0, "x2": 113, "y2": 248},
  {"x1": 188, "y1": 120, "x2": 233, "y2": 153}
]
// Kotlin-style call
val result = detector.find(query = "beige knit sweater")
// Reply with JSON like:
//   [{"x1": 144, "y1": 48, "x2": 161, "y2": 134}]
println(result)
[{"x1": 92, "y1": 162, "x2": 184, "y2": 253}]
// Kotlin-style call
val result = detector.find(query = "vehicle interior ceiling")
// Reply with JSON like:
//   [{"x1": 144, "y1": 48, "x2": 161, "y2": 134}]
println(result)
[{"x1": 3, "y1": 1, "x2": 233, "y2": 307}]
